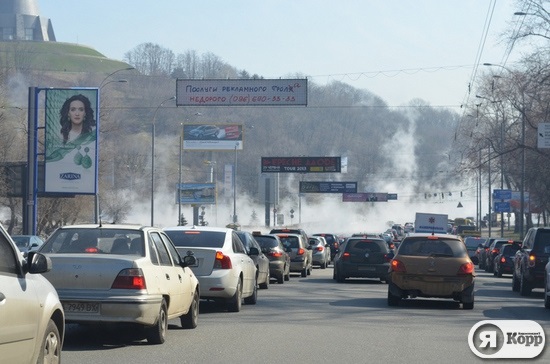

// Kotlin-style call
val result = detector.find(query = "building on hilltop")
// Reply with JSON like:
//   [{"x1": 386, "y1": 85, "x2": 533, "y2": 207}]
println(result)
[{"x1": 0, "y1": 0, "x2": 55, "y2": 41}]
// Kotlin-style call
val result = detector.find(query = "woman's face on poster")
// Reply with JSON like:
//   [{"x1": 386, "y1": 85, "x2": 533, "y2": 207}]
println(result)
[{"x1": 68, "y1": 100, "x2": 85, "y2": 125}]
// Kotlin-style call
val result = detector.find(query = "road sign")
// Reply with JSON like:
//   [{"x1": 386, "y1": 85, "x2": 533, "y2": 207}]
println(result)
[
  {"x1": 538, "y1": 123, "x2": 550, "y2": 148},
  {"x1": 493, "y1": 189, "x2": 512, "y2": 200},
  {"x1": 494, "y1": 201, "x2": 511, "y2": 213},
  {"x1": 387, "y1": 193, "x2": 398, "y2": 200}
]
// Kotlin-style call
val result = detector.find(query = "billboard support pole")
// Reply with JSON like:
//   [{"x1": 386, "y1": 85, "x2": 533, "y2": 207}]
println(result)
[{"x1": 23, "y1": 87, "x2": 38, "y2": 235}]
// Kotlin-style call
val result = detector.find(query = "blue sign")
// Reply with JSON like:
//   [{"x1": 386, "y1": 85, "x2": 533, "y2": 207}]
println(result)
[
  {"x1": 493, "y1": 189, "x2": 512, "y2": 200},
  {"x1": 494, "y1": 201, "x2": 511, "y2": 213}
]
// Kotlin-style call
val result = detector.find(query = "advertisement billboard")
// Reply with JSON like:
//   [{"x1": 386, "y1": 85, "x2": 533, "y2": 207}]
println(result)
[
  {"x1": 44, "y1": 88, "x2": 99, "y2": 194},
  {"x1": 261, "y1": 157, "x2": 341, "y2": 173},
  {"x1": 183, "y1": 124, "x2": 243, "y2": 150},
  {"x1": 342, "y1": 192, "x2": 388, "y2": 202},
  {"x1": 176, "y1": 79, "x2": 307, "y2": 106},
  {"x1": 177, "y1": 183, "x2": 216, "y2": 204}
]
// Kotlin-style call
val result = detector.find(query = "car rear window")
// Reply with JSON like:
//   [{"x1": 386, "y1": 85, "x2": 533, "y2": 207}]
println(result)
[
  {"x1": 534, "y1": 230, "x2": 550, "y2": 253},
  {"x1": 165, "y1": 230, "x2": 225, "y2": 248},
  {"x1": 345, "y1": 239, "x2": 387, "y2": 253},
  {"x1": 397, "y1": 237, "x2": 466, "y2": 257},
  {"x1": 254, "y1": 236, "x2": 278, "y2": 248},
  {"x1": 278, "y1": 235, "x2": 300, "y2": 248},
  {"x1": 40, "y1": 229, "x2": 143, "y2": 254},
  {"x1": 314, "y1": 234, "x2": 335, "y2": 244},
  {"x1": 502, "y1": 244, "x2": 521, "y2": 255},
  {"x1": 464, "y1": 237, "x2": 485, "y2": 248}
]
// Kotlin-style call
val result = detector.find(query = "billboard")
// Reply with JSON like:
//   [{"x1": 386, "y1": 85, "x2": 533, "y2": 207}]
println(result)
[
  {"x1": 177, "y1": 183, "x2": 216, "y2": 204},
  {"x1": 44, "y1": 88, "x2": 99, "y2": 194},
  {"x1": 299, "y1": 182, "x2": 357, "y2": 193},
  {"x1": 261, "y1": 157, "x2": 341, "y2": 173},
  {"x1": 176, "y1": 79, "x2": 307, "y2": 106},
  {"x1": 183, "y1": 124, "x2": 243, "y2": 150}
]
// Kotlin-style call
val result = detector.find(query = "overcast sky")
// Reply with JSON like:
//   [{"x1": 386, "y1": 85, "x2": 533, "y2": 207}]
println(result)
[{"x1": 39, "y1": 1, "x2": 529, "y2": 108}]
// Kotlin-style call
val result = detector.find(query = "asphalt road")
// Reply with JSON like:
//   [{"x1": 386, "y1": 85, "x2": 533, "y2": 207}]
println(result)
[{"x1": 61, "y1": 265, "x2": 550, "y2": 364}]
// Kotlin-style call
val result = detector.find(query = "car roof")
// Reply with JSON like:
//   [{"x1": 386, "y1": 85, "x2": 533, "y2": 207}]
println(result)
[
  {"x1": 57, "y1": 223, "x2": 148, "y2": 230},
  {"x1": 403, "y1": 233, "x2": 461, "y2": 239},
  {"x1": 164, "y1": 225, "x2": 232, "y2": 233}
]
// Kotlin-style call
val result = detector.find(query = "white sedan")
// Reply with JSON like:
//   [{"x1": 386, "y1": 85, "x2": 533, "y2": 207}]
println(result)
[
  {"x1": 39, "y1": 224, "x2": 200, "y2": 344},
  {"x1": 164, "y1": 226, "x2": 258, "y2": 312}
]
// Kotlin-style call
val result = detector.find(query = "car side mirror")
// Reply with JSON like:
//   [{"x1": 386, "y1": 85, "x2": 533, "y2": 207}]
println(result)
[{"x1": 249, "y1": 247, "x2": 259, "y2": 256}]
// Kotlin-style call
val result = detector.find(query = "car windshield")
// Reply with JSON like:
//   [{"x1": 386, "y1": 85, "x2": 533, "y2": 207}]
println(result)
[
  {"x1": 12, "y1": 236, "x2": 30, "y2": 248},
  {"x1": 40, "y1": 229, "x2": 144, "y2": 255},
  {"x1": 398, "y1": 238, "x2": 466, "y2": 257},
  {"x1": 165, "y1": 230, "x2": 225, "y2": 248}
]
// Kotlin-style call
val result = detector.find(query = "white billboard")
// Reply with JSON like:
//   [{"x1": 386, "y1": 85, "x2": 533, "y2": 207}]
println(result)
[{"x1": 176, "y1": 79, "x2": 307, "y2": 106}]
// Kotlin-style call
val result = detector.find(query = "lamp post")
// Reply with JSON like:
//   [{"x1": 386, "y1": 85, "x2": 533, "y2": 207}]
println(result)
[
  {"x1": 95, "y1": 68, "x2": 134, "y2": 223},
  {"x1": 178, "y1": 122, "x2": 184, "y2": 225},
  {"x1": 151, "y1": 96, "x2": 176, "y2": 227},
  {"x1": 232, "y1": 142, "x2": 239, "y2": 223}
]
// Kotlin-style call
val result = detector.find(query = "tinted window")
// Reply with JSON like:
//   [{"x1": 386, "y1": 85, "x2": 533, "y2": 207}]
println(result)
[
  {"x1": 41, "y1": 229, "x2": 143, "y2": 254},
  {"x1": 278, "y1": 236, "x2": 301, "y2": 249},
  {"x1": 232, "y1": 234, "x2": 246, "y2": 254},
  {"x1": 254, "y1": 236, "x2": 278, "y2": 248},
  {"x1": 345, "y1": 239, "x2": 387, "y2": 253},
  {"x1": 502, "y1": 244, "x2": 521, "y2": 255},
  {"x1": 398, "y1": 237, "x2": 466, "y2": 257},
  {"x1": 150, "y1": 232, "x2": 172, "y2": 266},
  {"x1": 534, "y1": 230, "x2": 550, "y2": 253},
  {"x1": 464, "y1": 237, "x2": 486, "y2": 248},
  {"x1": 165, "y1": 230, "x2": 225, "y2": 248}
]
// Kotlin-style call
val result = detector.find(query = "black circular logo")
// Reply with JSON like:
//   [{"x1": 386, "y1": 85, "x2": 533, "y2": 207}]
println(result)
[{"x1": 472, "y1": 323, "x2": 505, "y2": 355}]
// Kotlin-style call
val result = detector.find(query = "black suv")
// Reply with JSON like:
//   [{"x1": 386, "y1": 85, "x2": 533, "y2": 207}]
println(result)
[{"x1": 512, "y1": 227, "x2": 550, "y2": 296}]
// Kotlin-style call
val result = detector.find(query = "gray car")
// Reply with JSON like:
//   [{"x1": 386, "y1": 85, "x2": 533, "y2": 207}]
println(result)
[
  {"x1": 235, "y1": 230, "x2": 271, "y2": 289},
  {"x1": 274, "y1": 233, "x2": 312, "y2": 277},
  {"x1": 309, "y1": 236, "x2": 331, "y2": 269}
]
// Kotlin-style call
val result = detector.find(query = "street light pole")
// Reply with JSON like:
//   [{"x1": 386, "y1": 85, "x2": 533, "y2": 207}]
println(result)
[
  {"x1": 178, "y1": 122, "x2": 183, "y2": 225},
  {"x1": 151, "y1": 96, "x2": 176, "y2": 227},
  {"x1": 520, "y1": 112, "x2": 525, "y2": 239},
  {"x1": 233, "y1": 142, "x2": 239, "y2": 223}
]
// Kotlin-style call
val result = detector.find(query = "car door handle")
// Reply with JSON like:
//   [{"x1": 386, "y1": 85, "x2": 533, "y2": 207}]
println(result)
[
  {"x1": 165, "y1": 273, "x2": 170, "y2": 280},
  {"x1": 0, "y1": 292, "x2": 5, "y2": 302}
]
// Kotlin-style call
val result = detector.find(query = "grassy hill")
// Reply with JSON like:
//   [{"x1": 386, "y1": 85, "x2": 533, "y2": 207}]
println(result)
[{"x1": 0, "y1": 40, "x2": 131, "y2": 73}]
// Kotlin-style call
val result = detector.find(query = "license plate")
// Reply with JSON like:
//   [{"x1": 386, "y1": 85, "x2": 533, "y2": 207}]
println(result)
[{"x1": 63, "y1": 302, "x2": 100, "y2": 313}]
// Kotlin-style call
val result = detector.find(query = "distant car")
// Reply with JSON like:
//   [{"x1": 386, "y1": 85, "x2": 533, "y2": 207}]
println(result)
[
  {"x1": 40, "y1": 224, "x2": 199, "y2": 344},
  {"x1": 485, "y1": 239, "x2": 512, "y2": 273},
  {"x1": 463, "y1": 236, "x2": 486, "y2": 264},
  {"x1": 493, "y1": 242, "x2": 522, "y2": 277},
  {"x1": 333, "y1": 237, "x2": 392, "y2": 283},
  {"x1": 270, "y1": 228, "x2": 309, "y2": 246},
  {"x1": 545, "y1": 261, "x2": 550, "y2": 309},
  {"x1": 387, "y1": 233, "x2": 475, "y2": 309},
  {"x1": 253, "y1": 233, "x2": 291, "y2": 284},
  {"x1": 0, "y1": 224, "x2": 65, "y2": 363},
  {"x1": 235, "y1": 230, "x2": 271, "y2": 289},
  {"x1": 188, "y1": 125, "x2": 221, "y2": 139},
  {"x1": 477, "y1": 237, "x2": 497, "y2": 270},
  {"x1": 513, "y1": 227, "x2": 550, "y2": 296},
  {"x1": 274, "y1": 233, "x2": 312, "y2": 277},
  {"x1": 12, "y1": 234, "x2": 45, "y2": 257},
  {"x1": 403, "y1": 222, "x2": 414, "y2": 233},
  {"x1": 309, "y1": 236, "x2": 331, "y2": 269},
  {"x1": 164, "y1": 226, "x2": 257, "y2": 312},
  {"x1": 312, "y1": 233, "x2": 340, "y2": 261}
]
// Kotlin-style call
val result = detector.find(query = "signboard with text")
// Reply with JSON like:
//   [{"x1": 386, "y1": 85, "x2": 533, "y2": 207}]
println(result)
[
  {"x1": 343, "y1": 192, "x2": 388, "y2": 202},
  {"x1": 183, "y1": 124, "x2": 243, "y2": 150},
  {"x1": 300, "y1": 182, "x2": 357, "y2": 193},
  {"x1": 176, "y1": 79, "x2": 307, "y2": 106},
  {"x1": 261, "y1": 157, "x2": 341, "y2": 173}
]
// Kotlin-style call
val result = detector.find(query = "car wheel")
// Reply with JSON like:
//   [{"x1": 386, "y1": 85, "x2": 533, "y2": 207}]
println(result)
[
  {"x1": 478, "y1": 258, "x2": 485, "y2": 270},
  {"x1": 244, "y1": 276, "x2": 258, "y2": 305},
  {"x1": 284, "y1": 266, "x2": 290, "y2": 281},
  {"x1": 227, "y1": 279, "x2": 243, "y2": 312},
  {"x1": 333, "y1": 267, "x2": 337, "y2": 280},
  {"x1": 336, "y1": 270, "x2": 345, "y2": 283},
  {"x1": 307, "y1": 263, "x2": 312, "y2": 276},
  {"x1": 37, "y1": 319, "x2": 61, "y2": 363},
  {"x1": 320, "y1": 261, "x2": 326, "y2": 269},
  {"x1": 259, "y1": 272, "x2": 269, "y2": 289},
  {"x1": 463, "y1": 301, "x2": 474, "y2": 310},
  {"x1": 387, "y1": 288, "x2": 400, "y2": 306},
  {"x1": 496, "y1": 267, "x2": 503, "y2": 278},
  {"x1": 519, "y1": 271, "x2": 532, "y2": 296},
  {"x1": 180, "y1": 289, "x2": 199, "y2": 329},
  {"x1": 147, "y1": 299, "x2": 168, "y2": 344},
  {"x1": 301, "y1": 267, "x2": 307, "y2": 277},
  {"x1": 512, "y1": 270, "x2": 520, "y2": 292},
  {"x1": 277, "y1": 272, "x2": 284, "y2": 284},
  {"x1": 493, "y1": 264, "x2": 498, "y2": 277}
]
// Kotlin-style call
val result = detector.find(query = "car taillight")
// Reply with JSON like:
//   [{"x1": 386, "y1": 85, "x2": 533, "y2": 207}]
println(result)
[
  {"x1": 111, "y1": 268, "x2": 146, "y2": 289},
  {"x1": 491, "y1": 248, "x2": 499, "y2": 254},
  {"x1": 528, "y1": 254, "x2": 536, "y2": 267},
  {"x1": 297, "y1": 248, "x2": 305, "y2": 255},
  {"x1": 390, "y1": 259, "x2": 406, "y2": 272},
  {"x1": 500, "y1": 256, "x2": 506, "y2": 264},
  {"x1": 342, "y1": 252, "x2": 350, "y2": 261},
  {"x1": 214, "y1": 251, "x2": 232, "y2": 269},
  {"x1": 484, "y1": 247, "x2": 489, "y2": 251},
  {"x1": 269, "y1": 251, "x2": 283, "y2": 258},
  {"x1": 457, "y1": 262, "x2": 474, "y2": 275},
  {"x1": 84, "y1": 247, "x2": 99, "y2": 253},
  {"x1": 316, "y1": 246, "x2": 324, "y2": 252}
]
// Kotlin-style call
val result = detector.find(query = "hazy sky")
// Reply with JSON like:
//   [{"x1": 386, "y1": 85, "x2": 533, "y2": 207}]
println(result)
[{"x1": 39, "y1": 0, "x2": 527, "y2": 109}]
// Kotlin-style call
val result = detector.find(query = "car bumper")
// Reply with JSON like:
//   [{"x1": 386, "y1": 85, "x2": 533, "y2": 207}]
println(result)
[
  {"x1": 390, "y1": 274, "x2": 475, "y2": 300},
  {"x1": 196, "y1": 269, "x2": 239, "y2": 299},
  {"x1": 58, "y1": 293, "x2": 164, "y2": 326},
  {"x1": 339, "y1": 262, "x2": 389, "y2": 279},
  {"x1": 268, "y1": 260, "x2": 285, "y2": 277}
]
